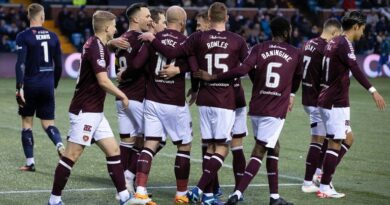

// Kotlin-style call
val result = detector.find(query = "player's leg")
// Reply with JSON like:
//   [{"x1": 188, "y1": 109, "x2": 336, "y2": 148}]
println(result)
[
  {"x1": 338, "y1": 114, "x2": 353, "y2": 166},
  {"x1": 97, "y1": 137, "x2": 133, "y2": 204},
  {"x1": 41, "y1": 120, "x2": 65, "y2": 157},
  {"x1": 317, "y1": 107, "x2": 346, "y2": 198},
  {"x1": 115, "y1": 100, "x2": 140, "y2": 193},
  {"x1": 226, "y1": 141, "x2": 267, "y2": 205},
  {"x1": 18, "y1": 85, "x2": 37, "y2": 171},
  {"x1": 188, "y1": 106, "x2": 234, "y2": 204},
  {"x1": 37, "y1": 87, "x2": 64, "y2": 156},
  {"x1": 302, "y1": 106, "x2": 325, "y2": 192},
  {"x1": 174, "y1": 143, "x2": 191, "y2": 204},
  {"x1": 48, "y1": 141, "x2": 84, "y2": 205},
  {"x1": 19, "y1": 116, "x2": 35, "y2": 171},
  {"x1": 230, "y1": 106, "x2": 247, "y2": 197}
]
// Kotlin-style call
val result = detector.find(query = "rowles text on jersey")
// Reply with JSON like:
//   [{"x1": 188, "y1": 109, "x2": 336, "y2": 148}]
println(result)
[{"x1": 207, "y1": 41, "x2": 228, "y2": 49}]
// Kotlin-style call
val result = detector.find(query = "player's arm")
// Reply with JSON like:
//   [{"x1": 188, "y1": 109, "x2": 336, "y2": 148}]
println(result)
[
  {"x1": 194, "y1": 45, "x2": 259, "y2": 81},
  {"x1": 140, "y1": 32, "x2": 196, "y2": 59},
  {"x1": 15, "y1": 34, "x2": 27, "y2": 107},
  {"x1": 341, "y1": 42, "x2": 386, "y2": 110},
  {"x1": 96, "y1": 72, "x2": 129, "y2": 108},
  {"x1": 289, "y1": 52, "x2": 304, "y2": 112},
  {"x1": 107, "y1": 37, "x2": 130, "y2": 52},
  {"x1": 159, "y1": 56, "x2": 197, "y2": 79},
  {"x1": 53, "y1": 36, "x2": 63, "y2": 89}
]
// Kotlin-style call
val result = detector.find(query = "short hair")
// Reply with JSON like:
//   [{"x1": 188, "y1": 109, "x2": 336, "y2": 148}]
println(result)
[
  {"x1": 341, "y1": 11, "x2": 366, "y2": 30},
  {"x1": 196, "y1": 11, "x2": 208, "y2": 21},
  {"x1": 92, "y1": 10, "x2": 116, "y2": 33},
  {"x1": 27, "y1": 3, "x2": 44, "y2": 20},
  {"x1": 150, "y1": 9, "x2": 164, "y2": 23},
  {"x1": 270, "y1": 16, "x2": 291, "y2": 38},
  {"x1": 323, "y1": 18, "x2": 342, "y2": 30},
  {"x1": 126, "y1": 3, "x2": 148, "y2": 20},
  {"x1": 208, "y1": 2, "x2": 227, "y2": 23}
]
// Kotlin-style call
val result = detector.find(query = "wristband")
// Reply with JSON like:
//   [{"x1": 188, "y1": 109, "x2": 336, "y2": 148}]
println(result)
[
  {"x1": 368, "y1": 87, "x2": 377, "y2": 94},
  {"x1": 290, "y1": 93, "x2": 296, "y2": 97}
]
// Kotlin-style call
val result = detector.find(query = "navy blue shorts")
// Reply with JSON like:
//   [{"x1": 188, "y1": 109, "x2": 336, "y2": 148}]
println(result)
[{"x1": 18, "y1": 86, "x2": 55, "y2": 120}]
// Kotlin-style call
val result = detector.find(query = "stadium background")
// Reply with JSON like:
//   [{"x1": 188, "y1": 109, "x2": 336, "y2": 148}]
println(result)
[{"x1": 0, "y1": 0, "x2": 389, "y2": 204}]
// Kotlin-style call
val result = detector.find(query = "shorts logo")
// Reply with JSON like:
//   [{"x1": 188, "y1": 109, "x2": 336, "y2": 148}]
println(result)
[
  {"x1": 345, "y1": 120, "x2": 350, "y2": 126},
  {"x1": 83, "y1": 125, "x2": 92, "y2": 132},
  {"x1": 83, "y1": 135, "x2": 89, "y2": 142}
]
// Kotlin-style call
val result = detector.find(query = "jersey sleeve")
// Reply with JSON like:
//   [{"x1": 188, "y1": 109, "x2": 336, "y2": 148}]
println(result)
[
  {"x1": 339, "y1": 40, "x2": 372, "y2": 90},
  {"x1": 53, "y1": 35, "x2": 62, "y2": 88},
  {"x1": 216, "y1": 44, "x2": 259, "y2": 80},
  {"x1": 151, "y1": 32, "x2": 199, "y2": 59},
  {"x1": 15, "y1": 33, "x2": 27, "y2": 89},
  {"x1": 239, "y1": 39, "x2": 249, "y2": 62},
  {"x1": 88, "y1": 41, "x2": 107, "y2": 74}
]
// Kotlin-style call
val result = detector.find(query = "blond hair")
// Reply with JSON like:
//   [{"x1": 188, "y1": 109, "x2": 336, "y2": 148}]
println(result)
[
  {"x1": 27, "y1": 3, "x2": 44, "y2": 20},
  {"x1": 92, "y1": 10, "x2": 116, "y2": 33},
  {"x1": 208, "y1": 2, "x2": 227, "y2": 23}
]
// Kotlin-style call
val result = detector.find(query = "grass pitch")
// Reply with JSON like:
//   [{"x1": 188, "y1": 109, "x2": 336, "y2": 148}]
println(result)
[{"x1": 0, "y1": 78, "x2": 389, "y2": 205}]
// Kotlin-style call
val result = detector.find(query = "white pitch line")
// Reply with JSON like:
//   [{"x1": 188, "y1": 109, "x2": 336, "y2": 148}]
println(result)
[
  {"x1": 158, "y1": 153, "x2": 303, "y2": 182},
  {"x1": 0, "y1": 183, "x2": 301, "y2": 195}
]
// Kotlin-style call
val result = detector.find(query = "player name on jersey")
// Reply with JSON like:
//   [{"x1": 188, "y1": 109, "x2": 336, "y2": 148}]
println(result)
[{"x1": 261, "y1": 47, "x2": 292, "y2": 62}]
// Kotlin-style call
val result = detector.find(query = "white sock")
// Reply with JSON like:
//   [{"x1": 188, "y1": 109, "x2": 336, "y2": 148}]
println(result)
[
  {"x1": 315, "y1": 168, "x2": 322, "y2": 175},
  {"x1": 319, "y1": 184, "x2": 330, "y2": 192},
  {"x1": 136, "y1": 186, "x2": 147, "y2": 195},
  {"x1": 303, "y1": 180, "x2": 313, "y2": 186},
  {"x1": 233, "y1": 190, "x2": 242, "y2": 199},
  {"x1": 270, "y1": 193, "x2": 280, "y2": 199},
  {"x1": 118, "y1": 190, "x2": 130, "y2": 202},
  {"x1": 26, "y1": 158, "x2": 35, "y2": 166},
  {"x1": 176, "y1": 191, "x2": 187, "y2": 196},
  {"x1": 124, "y1": 170, "x2": 135, "y2": 181},
  {"x1": 49, "y1": 194, "x2": 61, "y2": 204}
]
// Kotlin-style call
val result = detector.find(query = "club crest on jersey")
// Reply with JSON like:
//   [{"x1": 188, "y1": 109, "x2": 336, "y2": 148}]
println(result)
[
  {"x1": 83, "y1": 135, "x2": 89, "y2": 142},
  {"x1": 97, "y1": 59, "x2": 106, "y2": 68}
]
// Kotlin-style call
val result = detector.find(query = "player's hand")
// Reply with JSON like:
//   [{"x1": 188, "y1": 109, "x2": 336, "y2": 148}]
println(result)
[
  {"x1": 138, "y1": 32, "x2": 155, "y2": 42},
  {"x1": 159, "y1": 64, "x2": 180, "y2": 79},
  {"x1": 288, "y1": 95, "x2": 295, "y2": 112},
  {"x1": 16, "y1": 88, "x2": 26, "y2": 108},
  {"x1": 116, "y1": 70, "x2": 124, "y2": 82},
  {"x1": 186, "y1": 88, "x2": 198, "y2": 106},
  {"x1": 121, "y1": 97, "x2": 129, "y2": 110},
  {"x1": 108, "y1": 37, "x2": 130, "y2": 50},
  {"x1": 193, "y1": 70, "x2": 215, "y2": 81},
  {"x1": 372, "y1": 91, "x2": 386, "y2": 110}
]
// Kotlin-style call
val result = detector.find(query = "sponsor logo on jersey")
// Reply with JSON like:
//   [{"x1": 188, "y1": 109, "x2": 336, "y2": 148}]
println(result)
[{"x1": 83, "y1": 125, "x2": 92, "y2": 132}]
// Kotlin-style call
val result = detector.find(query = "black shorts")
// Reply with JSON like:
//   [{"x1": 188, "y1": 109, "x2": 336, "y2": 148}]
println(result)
[{"x1": 18, "y1": 86, "x2": 55, "y2": 120}]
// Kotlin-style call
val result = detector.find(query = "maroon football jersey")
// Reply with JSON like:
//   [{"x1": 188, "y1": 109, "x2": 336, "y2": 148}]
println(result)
[
  {"x1": 151, "y1": 29, "x2": 248, "y2": 110},
  {"x1": 216, "y1": 41, "x2": 303, "y2": 119},
  {"x1": 146, "y1": 29, "x2": 190, "y2": 106},
  {"x1": 69, "y1": 36, "x2": 109, "y2": 114},
  {"x1": 115, "y1": 30, "x2": 146, "y2": 102},
  {"x1": 301, "y1": 37, "x2": 327, "y2": 107},
  {"x1": 317, "y1": 35, "x2": 372, "y2": 109}
]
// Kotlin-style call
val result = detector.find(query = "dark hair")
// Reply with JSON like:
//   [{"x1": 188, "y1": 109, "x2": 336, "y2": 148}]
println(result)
[
  {"x1": 196, "y1": 10, "x2": 208, "y2": 20},
  {"x1": 323, "y1": 18, "x2": 342, "y2": 29},
  {"x1": 341, "y1": 11, "x2": 366, "y2": 30},
  {"x1": 150, "y1": 9, "x2": 164, "y2": 23},
  {"x1": 125, "y1": 3, "x2": 148, "y2": 20},
  {"x1": 270, "y1": 17, "x2": 291, "y2": 38}
]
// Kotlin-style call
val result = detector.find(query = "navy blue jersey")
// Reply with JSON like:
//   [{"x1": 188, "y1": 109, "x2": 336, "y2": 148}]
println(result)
[{"x1": 15, "y1": 26, "x2": 62, "y2": 89}]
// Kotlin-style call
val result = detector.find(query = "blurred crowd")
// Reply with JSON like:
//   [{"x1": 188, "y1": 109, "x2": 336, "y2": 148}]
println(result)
[
  {"x1": 0, "y1": 5, "x2": 28, "y2": 52},
  {"x1": 1, "y1": 3, "x2": 389, "y2": 56}
]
